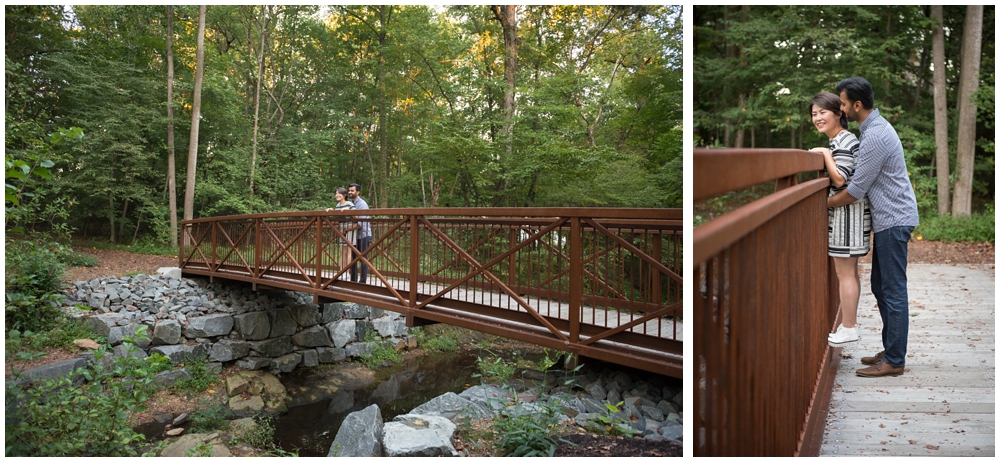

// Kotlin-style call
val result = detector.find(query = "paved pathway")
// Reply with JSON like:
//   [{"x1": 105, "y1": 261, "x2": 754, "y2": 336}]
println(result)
[{"x1": 821, "y1": 263, "x2": 995, "y2": 456}]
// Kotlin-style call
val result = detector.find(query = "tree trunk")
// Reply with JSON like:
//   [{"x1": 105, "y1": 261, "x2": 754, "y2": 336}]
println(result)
[
  {"x1": 491, "y1": 5, "x2": 518, "y2": 159},
  {"x1": 952, "y1": 5, "x2": 982, "y2": 217},
  {"x1": 166, "y1": 5, "x2": 178, "y2": 247},
  {"x1": 183, "y1": 5, "x2": 207, "y2": 225},
  {"x1": 931, "y1": 5, "x2": 950, "y2": 216},
  {"x1": 249, "y1": 6, "x2": 270, "y2": 211}
]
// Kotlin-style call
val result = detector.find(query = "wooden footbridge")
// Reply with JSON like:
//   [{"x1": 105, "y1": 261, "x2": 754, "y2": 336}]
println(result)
[{"x1": 179, "y1": 208, "x2": 681, "y2": 377}]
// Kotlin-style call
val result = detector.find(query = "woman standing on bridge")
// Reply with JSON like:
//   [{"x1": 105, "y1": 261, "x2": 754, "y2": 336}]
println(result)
[
  {"x1": 327, "y1": 187, "x2": 356, "y2": 279},
  {"x1": 808, "y1": 92, "x2": 872, "y2": 347}
]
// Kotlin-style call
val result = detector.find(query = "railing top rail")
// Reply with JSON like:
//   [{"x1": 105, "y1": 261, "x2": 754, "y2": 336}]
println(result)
[
  {"x1": 693, "y1": 177, "x2": 829, "y2": 263},
  {"x1": 694, "y1": 148, "x2": 825, "y2": 201},
  {"x1": 180, "y1": 207, "x2": 682, "y2": 225}
]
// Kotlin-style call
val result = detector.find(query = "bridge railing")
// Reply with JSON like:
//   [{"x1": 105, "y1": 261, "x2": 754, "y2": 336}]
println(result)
[
  {"x1": 180, "y1": 207, "x2": 681, "y2": 376},
  {"x1": 693, "y1": 149, "x2": 840, "y2": 456}
]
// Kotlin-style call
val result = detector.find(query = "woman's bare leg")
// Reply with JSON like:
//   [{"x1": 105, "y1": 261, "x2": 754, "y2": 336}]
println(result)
[{"x1": 834, "y1": 256, "x2": 860, "y2": 328}]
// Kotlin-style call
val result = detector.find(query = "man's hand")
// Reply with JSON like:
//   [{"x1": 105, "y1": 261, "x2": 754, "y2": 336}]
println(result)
[{"x1": 827, "y1": 188, "x2": 858, "y2": 208}]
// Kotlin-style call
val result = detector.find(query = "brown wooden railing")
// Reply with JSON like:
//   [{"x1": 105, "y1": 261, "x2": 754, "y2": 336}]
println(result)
[
  {"x1": 694, "y1": 149, "x2": 841, "y2": 456},
  {"x1": 180, "y1": 208, "x2": 682, "y2": 377}
]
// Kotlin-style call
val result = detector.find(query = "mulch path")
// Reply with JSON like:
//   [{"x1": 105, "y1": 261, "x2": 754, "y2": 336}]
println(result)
[
  {"x1": 63, "y1": 247, "x2": 179, "y2": 283},
  {"x1": 860, "y1": 240, "x2": 994, "y2": 266}
]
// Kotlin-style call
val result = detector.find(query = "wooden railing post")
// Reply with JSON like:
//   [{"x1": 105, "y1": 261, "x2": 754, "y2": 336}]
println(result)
[
  {"x1": 409, "y1": 214, "x2": 419, "y2": 308},
  {"x1": 316, "y1": 217, "x2": 323, "y2": 290},
  {"x1": 569, "y1": 217, "x2": 582, "y2": 346}
]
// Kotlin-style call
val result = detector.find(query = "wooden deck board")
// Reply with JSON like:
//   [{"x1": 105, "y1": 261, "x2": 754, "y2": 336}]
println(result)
[{"x1": 820, "y1": 263, "x2": 995, "y2": 457}]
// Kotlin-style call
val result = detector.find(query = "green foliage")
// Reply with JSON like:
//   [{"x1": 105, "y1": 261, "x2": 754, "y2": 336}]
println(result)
[
  {"x1": 5, "y1": 317, "x2": 97, "y2": 356},
  {"x1": 5, "y1": 326, "x2": 160, "y2": 456},
  {"x1": 359, "y1": 330, "x2": 402, "y2": 369},
  {"x1": 185, "y1": 441, "x2": 214, "y2": 457},
  {"x1": 5, "y1": 127, "x2": 83, "y2": 237},
  {"x1": 411, "y1": 327, "x2": 459, "y2": 352},
  {"x1": 76, "y1": 239, "x2": 178, "y2": 257},
  {"x1": 4, "y1": 239, "x2": 69, "y2": 332},
  {"x1": 228, "y1": 414, "x2": 297, "y2": 456},
  {"x1": 188, "y1": 402, "x2": 234, "y2": 433},
  {"x1": 493, "y1": 404, "x2": 563, "y2": 457},
  {"x1": 474, "y1": 352, "x2": 518, "y2": 383},
  {"x1": 915, "y1": 206, "x2": 995, "y2": 243},
  {"x1": 174, "y1": 358, "x2": 219, "y2": 394}
]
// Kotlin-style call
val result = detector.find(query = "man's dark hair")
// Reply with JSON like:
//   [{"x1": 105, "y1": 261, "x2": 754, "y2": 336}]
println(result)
[
  {"x1": 348, "y1": 183, "x2": 361, "y2": 192},
  {"x1": 836, "y1": 77, "x2": 874, "y2": 110}
]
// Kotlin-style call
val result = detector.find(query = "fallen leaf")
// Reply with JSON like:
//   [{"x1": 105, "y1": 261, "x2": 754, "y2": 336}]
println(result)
[
  {"x1": 925, "y1": 445, "x2": 939, "y2": 450},
  {"x1": 908, "y1": 440, "x2": 917, "y2": 444},
  {"x1": 879, "y1": 423, "x2": 886, "y2": 428}
]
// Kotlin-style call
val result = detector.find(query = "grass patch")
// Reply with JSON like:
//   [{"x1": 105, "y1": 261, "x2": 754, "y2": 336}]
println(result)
[
  {"x1": 359, "y1": 330, "x2": 402, "y2": 369},
  {"x1": 410, "y1": 327, "x2": 459, "y2": 352},
  {"x1": 174, "y1": 358, "x2": 219, "y2": 394},
  {"x1": 188, "y1": 401, "x2": 233, "y2": 433},
  {"x1": 72, "y1": 239, "x2": 177, "y2": 257},
  {"x1": 914, "y1": 207, "x2": 995, "y2": 243},
  {"x1": 5, "y1": 316, "x2": 98, "y2": 356}
]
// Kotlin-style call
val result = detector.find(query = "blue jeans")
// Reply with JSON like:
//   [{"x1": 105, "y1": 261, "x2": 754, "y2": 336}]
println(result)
[
  {"x1": 351, "y1": 235, "x2": 371, "y2": 283},
  {"x1": 870, "y1": 226, "x2": 913, "y2": 368}
]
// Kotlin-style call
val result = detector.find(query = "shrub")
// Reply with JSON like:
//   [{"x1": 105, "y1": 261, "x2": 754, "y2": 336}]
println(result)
[
  {"x1": 4, "y1": 239, "x2": 70, "y2": 332},
  {"x1": 6, "y1": 317, "x2": 97, "y2": 356},
  {"x1": 474, "y1": 353, "x2": 517, "y2": 383},
  {"x1": 411, "y1": 327, "x2": 459, "y2": 352},
  {"x1": 359, "y1": 330, "x2": 401, "y2": 369},
  {"x1": 174, "y1": 358, "x2": 219, "y2": 394},
  {"x1": 914, "y1": 206, "x2": 995, "y2": 243},
  {"x1": 5, "y1": 326, "x2": 160, "y2": 456},
  {"x1": 189, "y1": 402, "x2": 233, "y2": 433}
]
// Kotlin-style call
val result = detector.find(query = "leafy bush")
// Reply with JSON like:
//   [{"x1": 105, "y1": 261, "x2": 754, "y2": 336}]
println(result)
[
  {"x1": 6, "y1": 317, "x2": 97, "y2": 355},
  {"x1": 474, "y1": 353, "x2": 517, "y2": 383},
  {"x1": 57, "y1": 250, "x2": 100, "y2": 267},
  {"x1": 359, "y1": 330, "x2": 402, "y2": 369},
  {"x1": 189, "y1": 402, "x2": 233, "y2": 433},
  {"x1": 174, "y1": 358, "x2": 219, "y2": 394},
  {"x1": 411, "y1": 327, "x2": 459, "y2": 352},
  {"x1": 586, "y1": 401, "x2": 639, "y2": 437},
  {"x1": 914, "y1": 206, "x2": 995, "y2": 243},
  {"x1": 5, "y1": 326, "x2": 160, "y2": 456}
]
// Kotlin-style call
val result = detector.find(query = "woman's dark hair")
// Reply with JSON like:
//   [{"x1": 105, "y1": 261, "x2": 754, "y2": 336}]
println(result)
[
  {"x1": 836, "y1": 76, "x2": 874, "y2": 110},
  {"x1": 809, "y1": 92, "x2": 848, "y2": 130},
  {"x1": 335, "y1": 187, "x2": 348, "y2": 199}
]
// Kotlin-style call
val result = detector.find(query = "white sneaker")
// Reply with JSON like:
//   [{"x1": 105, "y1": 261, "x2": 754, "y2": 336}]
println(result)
[{"x1": 828, "y1": 324, "x2": 860, "y2": 347}]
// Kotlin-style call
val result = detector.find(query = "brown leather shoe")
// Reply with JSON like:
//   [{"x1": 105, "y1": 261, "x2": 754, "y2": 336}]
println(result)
[
  {"x1": 856, "y1": 358, "x2": 904, "y2": 377},
  {"x1": 861, "y1": 351, "x2": 885, "y2": 365}
]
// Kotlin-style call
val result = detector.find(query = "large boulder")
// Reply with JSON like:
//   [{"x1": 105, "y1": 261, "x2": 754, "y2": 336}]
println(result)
[
  {"x1": 154, "y1": 369, "x2": 191, "y2": 390},
  {"x1": 86, "y1": 313, "x2": 124, "y2": 337},
  {"x1": 268, "y1": 309, "x2": 297, "y2": 337},
  {"x1": 342, "y1": 303, "x2": 369, "y2": 319},
  {"x1": 383, "y1": 414, "x2": 459, "y2": 457},
  {"x1": 209, "y1": 339, "x2": 251, "y2": 362},
  {"x1": 271, "y1": 353, "x2": 302, "y2": 373},
  {"x1": 149, "y1": 344, "x2": 209, "y2": 364},
  {"x1": 233, "y1": 311, "x2": 270, "y2": 341},
  {"x1": 329, "y1": 404, "x2": 383, "y2": 457},
  {"x1": 410, "y1": 392, "x2": 491, "y2": 420},
  {"x1": 184, "y1": 313, "x2": 234, "y2": 338},
  {"x1": 372, "y1": 316, "x2": 404, "y2": 338},
  {"x1": 320, "y1": 303, "x2": 344, "y2": 323},
  {"x1": 155, "y1": 267, "x2": 182, "y2": 279},
  {"x1": 247, "y1": 336, "x2": 293, "y2": 358},
  {"x1": 160, "y1": 432, "x2": 230, "y2": 457},
  {"x1": 287, "y1": 303, "x2": 321, "y2": 327},
  {"x1": 326, "y1": 320, "x2": 356, "y2": 348},
  {"x1": 152, "y1": 320, "x2": 183, "y2": 345},
  {"x1": 316, "y1": 347, "x2": 347, "y2": 364},
  {"x1": 16, "y1": 357, "x2": 89, "y2": 387},
  {"x1": 291, "y1": 325, "x2": 331, "y2": 348}
]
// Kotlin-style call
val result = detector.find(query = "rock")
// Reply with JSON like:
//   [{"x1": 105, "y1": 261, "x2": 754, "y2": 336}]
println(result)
[
  {"x1": 233, "y1": 311, "x2": 270, "y2": 340},
  {"x1": 160, "y1": 432, "x2": 230, "y2": 457},
  {"x1": 247, "y1": 336, "x2": 293, "y2": 358},
  {"x1": 268, "y1": 309, "x2": 297, "y2": 337},
  {"x1": 149, "y1": 344, "x2": 209, "y2": 364},
  {"x1": 152, "y1": 320, "x2": 183, "y2": 346},
  {"x1": 329, "y1": 404, "x2": 383, "y2": 457},
  {"x1": 17, "y1": 357, "x2": 89, "y2": 387},
  {"x1": 326, "y1": 320, "x2": 356, "y2": 348},
  {"x1": 88, "y1": 292, "x2": 108, "y2": 309},
  {"x1": 86, "y1": 313, "x2": 123, "y2": 337},
  {"x1": 257, "y1": 372, "x2": 286, "y2": 397},
  {"x1": 291, "y1": 325, "x2": 331, "y2": 348},
  {"x1": 585, "y1": 381, "x2": 607, "y2": 400},
  {"x1": 166, "y1": 427, "x2": 185, "y2": 437},
  {"x1": 156, "y1": 267, "x2": 182, "y2": 279},
  {"x1": 659, "y1": 422, "x2": 683, "y2": 442},
  {"x1": 345, "y1": 342, "x2": 374, "y2": 358},
  {"x1": 73, "y1": 338, "x2": 101, "y2": 350},
  {"x1": 642, "y1": 404, "x2": 665, "y2": 421},
  {"x1": 173, "y1": 412, "x2": 190, "y2": 426},
  {"x1": 152, "y1": 411, "x2": 175, "y2": 424},
  {"x1": 287, "y1": 303, "x2": 320, "y2": 327},
  {"x1": 237, "y1": 356, "x2": 271, "y2": 370},
  {"x1": 154, "y1": 369, "x2": 191, "y2": 389},
  {"x1": 355, "y1": 321, "x2": 374, "y2": 343},
  {"x1": 410, "y1": 392, "x2": 491, "y2": 419},
  {"x1": 671, "y1": 390, "x2": 683, "y2": 407},
  {"x1": 316, "y1": 347, "x2": 347, "y2": 363},
  {"x1": 383, "y1": 414, "x2": 459, "y2": 457},
  {"x1": 210, "y1": 339, "x2": 250, "y2": 362},
  {"x1": 372, "y1": 316, "x2": 401, "y2": 338},
  {"x1": 321, "y1": 303, "x2": 344, "y2": 323},
  {"x1": 580, "y1": 396, "x2": 608, "y2": 414},
  {"x1": 229, "y1": 395, "x2": 265, "y2": 415},
  {"x1": 227, "y1": 374, "x2": 250, "y2": 396},
  {"x1": 301, "y1": 349, "x2": 319, "y2": 367},
  {"x1": 271, "y1": 353, "x2": 302, "y2": 373},
  {"x1": 184, "y1": 313, "x2": 234, "y2": 338},
  {"x1": 458, "y1": 385, "x2": 515, "y2": 413},
  {"x1": 342, "y1": 303, "x2": 369, "y2": 319}
]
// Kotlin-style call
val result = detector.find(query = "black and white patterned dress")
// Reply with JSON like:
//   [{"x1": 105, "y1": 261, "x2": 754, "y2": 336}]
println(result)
[{"x1": 828, "y1": 130, "x2": 872, "y2": 257}]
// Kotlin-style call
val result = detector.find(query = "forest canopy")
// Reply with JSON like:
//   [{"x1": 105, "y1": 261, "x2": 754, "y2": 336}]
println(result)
[
  {"x1": 694, "y1": 6, "x2": 994, "y2": 217},
  {"x1": 5, "y1": 5, "x2": 682, "y2": 245}
]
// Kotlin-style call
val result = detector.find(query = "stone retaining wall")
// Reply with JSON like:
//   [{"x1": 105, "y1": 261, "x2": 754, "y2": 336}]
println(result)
[{"x1": 63, "y1": 270, "x2": 409, "y2": 374}]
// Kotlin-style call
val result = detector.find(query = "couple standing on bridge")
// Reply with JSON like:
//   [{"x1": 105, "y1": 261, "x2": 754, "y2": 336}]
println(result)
[
  {"x1": 325, "y1": 183, "x2": 372, "y2": 284},
  {"x1": 808, "y1": 77, "x2": 919, "y2": 378}
]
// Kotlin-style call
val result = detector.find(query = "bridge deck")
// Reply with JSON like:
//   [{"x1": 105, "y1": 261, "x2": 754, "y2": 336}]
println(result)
[{"x1": 821, "y1": 263, "x2": 995, "y2": 456}]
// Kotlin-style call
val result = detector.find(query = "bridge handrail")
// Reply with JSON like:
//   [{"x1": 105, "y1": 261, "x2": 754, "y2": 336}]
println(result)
[
  {"x1": 694, "y1": 148, "x2": 839, "y2": 456},
  {"x1": 179, "y1": 207, "x2": 682, "y2": 376}
]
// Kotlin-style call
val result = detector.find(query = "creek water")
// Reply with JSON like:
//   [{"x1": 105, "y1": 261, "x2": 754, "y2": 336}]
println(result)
[{"x1": 272, "y1": 350, "x2": 490, "y2": 457}]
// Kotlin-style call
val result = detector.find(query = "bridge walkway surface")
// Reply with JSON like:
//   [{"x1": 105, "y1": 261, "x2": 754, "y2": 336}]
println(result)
[{"x1": 821, "y1": 263, "x2": 995, "y2": 456}]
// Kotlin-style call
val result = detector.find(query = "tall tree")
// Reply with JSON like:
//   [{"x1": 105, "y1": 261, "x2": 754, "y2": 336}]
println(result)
[
  {"x1": 166, "y1": 5, "x2": 178, "y2": 247},
  {"x1": 491, "y1": 5, "x2": 518, "y2": 161},
  {"x1": 930, "y1": 5, "x2": 949, "y2": 216},
  {"x1": 952, "y1": 5, "x2": 982, "y2": 217},
  {"x1": 248, "y1": 5, "x2": 271, "y2": 211},
  {"x1": 183, "y1": 5, "x2": 207, "y2": 223}
]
